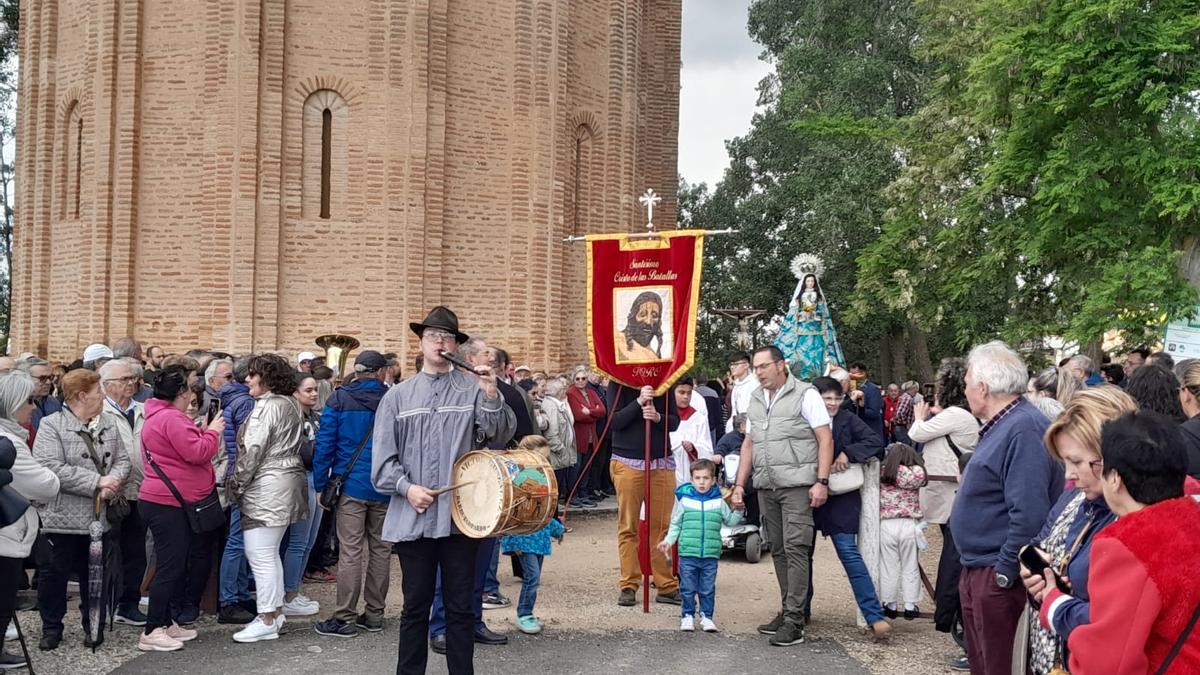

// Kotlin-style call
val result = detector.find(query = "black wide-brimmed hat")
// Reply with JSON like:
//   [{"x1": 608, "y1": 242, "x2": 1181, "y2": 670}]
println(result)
[{"x1": 410, "y1": 306, "x2": 470, "y2": 344}]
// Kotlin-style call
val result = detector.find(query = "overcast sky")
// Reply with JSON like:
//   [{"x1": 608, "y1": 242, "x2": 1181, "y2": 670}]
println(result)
[{"x1": 678, "y1": 0, "x2": 772, "y2": 189}]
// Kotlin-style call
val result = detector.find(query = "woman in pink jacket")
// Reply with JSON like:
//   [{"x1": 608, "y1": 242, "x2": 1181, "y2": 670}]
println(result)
[{"x1": 136, "y1": 366, "x2": 225, "y2": 652}]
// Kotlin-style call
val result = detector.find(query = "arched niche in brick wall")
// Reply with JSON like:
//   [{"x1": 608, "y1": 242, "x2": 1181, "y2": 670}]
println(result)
[
  {"x1": 302, "y1": 89, "x2": 350, "y2": 220},
  {"x1": 62, "y1": 101, "x2": 84, "y2": 220}
]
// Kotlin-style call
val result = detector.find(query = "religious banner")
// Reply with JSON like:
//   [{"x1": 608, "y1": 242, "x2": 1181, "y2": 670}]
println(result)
[{"x1": 586, "y1": 230, "x2": 705, "y2": 395}]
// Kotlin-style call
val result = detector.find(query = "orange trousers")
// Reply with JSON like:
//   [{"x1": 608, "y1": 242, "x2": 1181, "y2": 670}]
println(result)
[{"x1": 610, "y1": 460, "x2": 678, "y2": 594}]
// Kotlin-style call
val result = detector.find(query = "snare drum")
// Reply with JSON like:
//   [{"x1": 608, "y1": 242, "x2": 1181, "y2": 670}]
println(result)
[{"x1": 450, "y1": 450, "x2": 559, "y2": 538}]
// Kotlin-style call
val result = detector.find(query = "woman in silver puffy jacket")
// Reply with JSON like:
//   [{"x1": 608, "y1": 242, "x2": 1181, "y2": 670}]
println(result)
[{"x1": 229, "y1": 354, "x2": 308, "y2": 644}]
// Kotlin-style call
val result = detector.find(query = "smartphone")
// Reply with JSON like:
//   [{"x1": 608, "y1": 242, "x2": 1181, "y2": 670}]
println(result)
[{"x1": 1020, "y1": 545, "x2": 1072, "y2": 594}]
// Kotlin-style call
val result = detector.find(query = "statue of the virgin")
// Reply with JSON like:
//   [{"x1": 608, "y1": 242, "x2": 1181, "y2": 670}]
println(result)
[{"x1": 775, "y1": 254, "x2": 846, "y2": 380}]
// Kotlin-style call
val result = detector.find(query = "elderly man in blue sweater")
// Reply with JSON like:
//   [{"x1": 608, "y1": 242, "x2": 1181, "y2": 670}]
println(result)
[{"x1": 950, "y1": 341, "x2": 1063, "y2": 675}]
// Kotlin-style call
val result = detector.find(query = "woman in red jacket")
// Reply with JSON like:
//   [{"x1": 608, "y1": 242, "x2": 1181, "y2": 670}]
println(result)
[
  {"x1": 566, "y1": 366, "x2": 606, "y2": 508},
  {"x1": 137, "y1": 366, "x2": 225, "y2": 652},
  {"x1": 1037, "y1": 411, "x2": 1200, "y2": 674}
]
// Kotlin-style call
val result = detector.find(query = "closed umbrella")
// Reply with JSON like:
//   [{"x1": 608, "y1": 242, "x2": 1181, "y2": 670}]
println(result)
[{"x1": 86, "y1": 493, "x2": 105, "y2": 652}]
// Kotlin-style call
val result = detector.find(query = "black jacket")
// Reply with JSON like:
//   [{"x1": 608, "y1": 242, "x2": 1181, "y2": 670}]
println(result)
[
  {"x1": 487, "y1": 380, "x2": 533, "y2": 449},
  {"x1": 607, "y1": 383, "x2": 679, "y2": 460},
  {"x1": 1182, "y1": 415, "x2": 1200, "y2": 479},
  {"x1": 813, "y1": 409, "x2": 885, "y2": 535}
]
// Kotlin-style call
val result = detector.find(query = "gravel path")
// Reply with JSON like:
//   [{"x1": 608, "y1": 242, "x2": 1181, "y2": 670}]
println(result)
[{"x1": 15, "y1": 510, "x2": 966, "y2": 674}]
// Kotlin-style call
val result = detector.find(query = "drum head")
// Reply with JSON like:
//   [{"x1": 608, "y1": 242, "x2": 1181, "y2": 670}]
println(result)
[{"x1": 451, "y1": 453, "x2": 505, "y2": 538}]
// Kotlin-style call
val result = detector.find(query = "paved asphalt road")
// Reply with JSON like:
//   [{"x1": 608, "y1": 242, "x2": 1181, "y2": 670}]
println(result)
[{"x1": 113, "y1": 624, "x2": 872, "y2": 674}]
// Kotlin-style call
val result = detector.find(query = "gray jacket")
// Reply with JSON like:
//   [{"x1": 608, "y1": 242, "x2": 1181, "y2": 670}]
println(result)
[
  {"x1": 32, "y1": 408, "x2": 131, "y2": 535},
  {"x1": 100, "y1": 401, "x2": 145, "y2": 501},
  {"x1": 372, "y1": 369, "x2": 516, "y2": 543},
  {"x1": 233, "y1": 394, "x2": 309, "y2": 530},
  {"x1": 540, "y1": 396, "x2": 576, "y2": 471},
  {"x1": 746, "y1": 376, "x2": 819, "y2": 490}
]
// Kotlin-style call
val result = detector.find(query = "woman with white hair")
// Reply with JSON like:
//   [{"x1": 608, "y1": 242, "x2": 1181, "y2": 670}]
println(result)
[
  {"x1": 540, "y1": 377, "x2": 576, "y2": 496},
  {"x1": 0, "y1": 373, "x2": 59, "y2": 669}
]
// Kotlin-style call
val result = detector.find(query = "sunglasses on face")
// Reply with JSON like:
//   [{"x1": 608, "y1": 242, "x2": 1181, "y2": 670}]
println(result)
[{"x1": 34, "y1": 375, "x2": 54, "y2": 383}]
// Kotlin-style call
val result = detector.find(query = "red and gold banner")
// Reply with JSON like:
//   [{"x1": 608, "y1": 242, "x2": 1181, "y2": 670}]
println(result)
[{"x1": 586, "y1": 231, "x2": 704, "y2": 395}]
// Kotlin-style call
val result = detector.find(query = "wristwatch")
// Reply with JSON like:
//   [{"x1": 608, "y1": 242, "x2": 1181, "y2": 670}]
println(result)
[
  {"x1": 817, "y1": 477, "x2": 829, "y2": 486},
  {"x1": 995, "y1": 572, "x2": 1013, "y2": 589}
]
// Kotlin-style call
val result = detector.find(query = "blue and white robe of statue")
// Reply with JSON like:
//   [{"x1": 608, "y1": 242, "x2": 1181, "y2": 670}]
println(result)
[{"x1": 774, "y1": 286, "x2": 846, "y2": 381}]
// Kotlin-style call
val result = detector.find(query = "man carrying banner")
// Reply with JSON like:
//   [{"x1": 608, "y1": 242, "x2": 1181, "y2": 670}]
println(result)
[
  {"x1": 609, "y1": 383, "x2": 680, "y2": 607},
  {"x1": 732, "y1": 346, "x2": 834, "y2": 647}
]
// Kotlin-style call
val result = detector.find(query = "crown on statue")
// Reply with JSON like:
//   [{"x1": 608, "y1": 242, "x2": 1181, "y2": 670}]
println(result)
[{"x1": 790, "y1": 253, "x2": 825, "y2": 280}]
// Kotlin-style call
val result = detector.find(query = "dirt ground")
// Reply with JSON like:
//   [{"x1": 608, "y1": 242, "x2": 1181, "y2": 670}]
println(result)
[{"x1": 15, "y1": 511, "x2": 965, "y2": 674}]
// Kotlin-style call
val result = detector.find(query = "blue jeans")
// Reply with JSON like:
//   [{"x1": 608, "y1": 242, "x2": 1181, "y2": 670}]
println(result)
[
  {"x1": 515, "y1": 553, "x2": 543, "y2": 617},
  {"x1": 219, "y1": 505, "x2": 250, "y2": 606},
  {"x1": 678, "y1": 556, "x2": 718, "y2": 618},
  {"x1": 429, "y1": 537, "x2": 494, "y2": 637},
  {"x1": 808, "y1": 533, "x2": 886, "y2": 624},
  {"x1": 483, "y1": 540, "x2": 500, "y2": 596},
  {"x1": 281, "y1": 474, "x2": 323, "y2": 594}
]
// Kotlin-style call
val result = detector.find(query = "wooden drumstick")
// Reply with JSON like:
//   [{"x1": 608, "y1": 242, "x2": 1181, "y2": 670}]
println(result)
[{"x1": 428, "y1": 480, "x2": 476, "y2": 497}]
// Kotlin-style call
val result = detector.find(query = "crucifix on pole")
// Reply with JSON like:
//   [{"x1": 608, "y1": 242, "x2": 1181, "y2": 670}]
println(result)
[{"x1": 638, "y1": 188, "x2": 662, "y2": 232}]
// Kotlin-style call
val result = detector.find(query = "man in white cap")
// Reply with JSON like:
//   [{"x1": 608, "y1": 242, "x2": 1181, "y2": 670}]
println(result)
[
  {"x1": 297, "y1": 351, "x2": 316, "y2": 373},
  {"x1": 83, "y1": 343, "x2": 114, "y2": 369},
  {"x1": 513, "y1": 365, "x2": 532, "y2": 384}
]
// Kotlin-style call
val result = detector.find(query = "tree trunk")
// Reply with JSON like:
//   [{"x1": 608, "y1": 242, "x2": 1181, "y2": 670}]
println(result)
[
  {"x1": 889, "y1": 324, "x2": 908, "y2": 384},
  {"x1": 877, "y1": 338, "x2": 892, "y2": 383},
  {"x1": 908, "y1": 322, "x2": 935, "y2": 385}
]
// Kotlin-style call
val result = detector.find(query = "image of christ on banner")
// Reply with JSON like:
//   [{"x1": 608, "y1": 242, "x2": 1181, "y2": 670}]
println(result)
[{"x1": 614, "y1": 287, "x2": 674, "y2": 363}]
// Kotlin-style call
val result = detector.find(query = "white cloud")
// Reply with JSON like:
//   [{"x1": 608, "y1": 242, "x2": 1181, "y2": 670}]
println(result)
[
  {"x1": 677, "y1": 0, "x2": 772, "y2": 189},
  {"x1": 678, "y1": 60, "x2": 771, "y2": 189}
]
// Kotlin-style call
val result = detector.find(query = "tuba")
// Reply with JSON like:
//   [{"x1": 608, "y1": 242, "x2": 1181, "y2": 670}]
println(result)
[{"x1": 315, "y1": 334, "x2": 360, "y2": 381}]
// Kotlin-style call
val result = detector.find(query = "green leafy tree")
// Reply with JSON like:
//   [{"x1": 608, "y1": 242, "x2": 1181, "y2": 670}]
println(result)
[
  {"x1": 856, "y1": 0, "x2": 1200, "y2": 350},
  {"x1": 689, "y1": 0, "x2": 946, "y2": 382}
]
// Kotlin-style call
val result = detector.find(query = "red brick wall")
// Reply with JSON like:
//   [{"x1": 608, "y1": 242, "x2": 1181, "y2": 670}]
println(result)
[{"x1": 13, "y1": 0, "x2": 681, "y2": 372}]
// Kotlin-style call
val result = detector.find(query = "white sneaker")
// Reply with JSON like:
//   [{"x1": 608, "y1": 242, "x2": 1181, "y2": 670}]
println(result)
[
  {"x1": 680, "y1": 616, "x2": 694, "y2": 632},
  {"x1": 282, "y1": 597, "x2": 319, "y2": 616},
  {"x1": 700, "y1": 616, "x2": 718, "y2": 633},
  {"x1": 5, "y1": 623, "x2": 15, "y2": 640},
  {"x1": 232, "y1": 616, "x2": 281, "y2": 643}
]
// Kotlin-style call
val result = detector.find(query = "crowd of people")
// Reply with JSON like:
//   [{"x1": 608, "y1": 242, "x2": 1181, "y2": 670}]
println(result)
[{"x1": 0, "y1": 315, "x2": 1198, "y2": 675}]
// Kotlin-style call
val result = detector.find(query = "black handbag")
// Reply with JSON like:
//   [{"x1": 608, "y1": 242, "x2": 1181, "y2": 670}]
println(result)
[
  {"x1": 319, "y1": 428, "x2": 373, "y2": 511},
  {"x1": 144, "y1": 446, "x2": 225, "y2": 534}
]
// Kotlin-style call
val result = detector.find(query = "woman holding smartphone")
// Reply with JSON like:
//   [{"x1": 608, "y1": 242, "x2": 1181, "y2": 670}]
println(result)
[{"x1": 1018, "y1": 387, "x2": 1135, "y2": 674}]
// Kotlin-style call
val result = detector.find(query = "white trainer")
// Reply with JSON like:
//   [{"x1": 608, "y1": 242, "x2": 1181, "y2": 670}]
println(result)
[
  {"x1": 700, "y1": 616, "x2": 718, "y2": 633},
  {"x1": 232, "y1": 616, "x2": 281, "y2": 643},
  {"x1": 282, "y1": 597, "x2": 319, "y2": 616},
  {"x1": 680, "y1": 616, "x2": 694, "y2": 632}
]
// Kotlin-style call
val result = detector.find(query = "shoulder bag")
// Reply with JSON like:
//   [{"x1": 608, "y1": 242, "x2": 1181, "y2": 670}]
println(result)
[
  {"x1": 828, "y1": 463, "x2": 864, "y2": 495},
  {"x1": 1154, "y1": 602, "x2": 1200, "y2": 675},
  {"x1": 318, "y1": 427, "x2": 374, "y2": 511},
  {"x1": 144, "y1": 445, "x2": 224, "y2": 534}
]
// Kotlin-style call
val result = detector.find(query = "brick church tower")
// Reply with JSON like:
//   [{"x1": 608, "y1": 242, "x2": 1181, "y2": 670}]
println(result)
[{"x1": 12, "y1": 1, "x2": 680, "y2": 368}]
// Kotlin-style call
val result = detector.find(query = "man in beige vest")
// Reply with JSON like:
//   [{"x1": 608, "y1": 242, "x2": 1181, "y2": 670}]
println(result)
[{"x1": 732, "y1": 346, "x2": 834, "y2": 647}]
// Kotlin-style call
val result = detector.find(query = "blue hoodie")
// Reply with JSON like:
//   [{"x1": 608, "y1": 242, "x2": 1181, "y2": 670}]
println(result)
[
  {"x1": 220, "y1": 381, "x2": 255, "y2": 479},
  {"x1": 313, "y1": 378, "x2": 387, "y2": 502}
]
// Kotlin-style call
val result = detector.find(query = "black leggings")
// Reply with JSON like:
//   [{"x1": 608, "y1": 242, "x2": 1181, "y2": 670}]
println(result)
[
  {"x1": 140, "y1": 500, "x2": 215, "y2": 633},
  {"x1": 0, "y1": 555, "x2": 21, "y2": 643}
]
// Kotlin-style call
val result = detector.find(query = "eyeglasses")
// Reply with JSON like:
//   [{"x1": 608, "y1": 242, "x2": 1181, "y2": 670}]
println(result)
[
  {"x1": 1088, "y1": 459, "x2": 1103, "y2": 472},
  {"x1": 34, "y1": 375, "x2": 54, "y2": 383},
  {"x1": 423, "y1": 330, "x2": 457, "y2": 343},
  {"x1": 752, "y1": 360, "x2": 782, "y2": 372},
  {"x1": 105, "y1": 376, "x2": 138, "y2": 384}
]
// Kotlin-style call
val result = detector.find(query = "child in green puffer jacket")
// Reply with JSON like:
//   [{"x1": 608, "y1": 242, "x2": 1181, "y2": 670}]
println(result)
[{"x1": 657, "y1": 459, "x2": 742, "y2": 633}]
